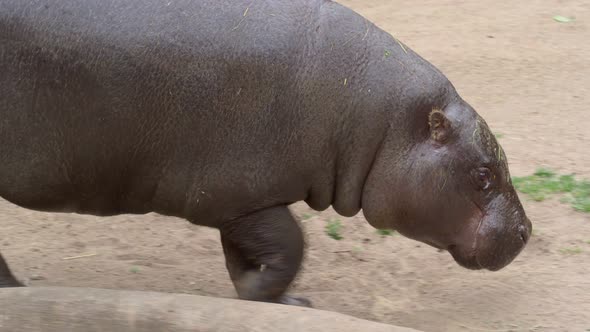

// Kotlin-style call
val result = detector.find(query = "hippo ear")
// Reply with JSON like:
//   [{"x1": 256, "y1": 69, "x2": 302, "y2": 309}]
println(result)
[{"x1": 428, "y1": 109, "x2": 451, "y2": 143}]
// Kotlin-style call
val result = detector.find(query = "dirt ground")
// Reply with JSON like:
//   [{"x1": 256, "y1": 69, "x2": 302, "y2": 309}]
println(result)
[{"x1": 1, "y1": 0, "x2": 589, "y2": 331}]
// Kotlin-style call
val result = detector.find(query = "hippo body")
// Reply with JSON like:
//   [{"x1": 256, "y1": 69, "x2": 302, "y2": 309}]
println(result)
[{"x1": 0, "y1": 0, "x2": 531, "y2": 305}]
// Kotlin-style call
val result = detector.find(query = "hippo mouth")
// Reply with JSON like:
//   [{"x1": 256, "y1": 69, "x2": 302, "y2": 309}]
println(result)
[
  {"x1": 447, "y1": 245, "x2": 483, "y2": 270},
  {"x1": 421, "y1": 238, "x2": 483, "y2": 270},
  {"x1": 422, "y1": 240, "x2": 483, "y2": 270},
  {"x1": 446, "y1": 201, "x2": 486, "y2": 270},
  {"x1": 445, "y1": 198, "x2": 531, "y2": 271}
]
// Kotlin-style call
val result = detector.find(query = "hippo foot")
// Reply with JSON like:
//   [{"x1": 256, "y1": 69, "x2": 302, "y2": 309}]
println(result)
[
  {"x1": 277, "y1": 295, "x2": 312, "y2": 308},
  {"x1": 0, "y1": 254, "x2": 25, "y2": 288},
  {"x1": 220, "y1": 206, "x2": 310, "y2": 308},
  {"x1": 0, "y1": 276, "x2": 24, "y2": 288},
  {"x1": 0, "y1": 277, "x2": 24, "y2": 288}
]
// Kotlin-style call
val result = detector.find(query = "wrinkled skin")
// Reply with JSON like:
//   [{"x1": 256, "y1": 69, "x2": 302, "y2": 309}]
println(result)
[{"x1": 0, "y1": 0, "x2": 531, "y2": 306}]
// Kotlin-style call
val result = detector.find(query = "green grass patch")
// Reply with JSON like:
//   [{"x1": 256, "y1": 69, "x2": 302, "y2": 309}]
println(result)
[
  {"x1": 376, "y1": 229, "x2": 395, "y2": 236},
  {"x1": 512, "y1": 168, "x2": 590, "y2": 213},
  {"x1": 300, "y1": 213, "x2": 313, "y2": 220},
  {"x1": 494, "y1": 132, "x2": 504, "y2": 139},
  {"x1": 559, "y1": 247, "x2": 583, "y2": 255},
  {"x1": 325, "y1": 219, "x2": 343, "y2": 240}
]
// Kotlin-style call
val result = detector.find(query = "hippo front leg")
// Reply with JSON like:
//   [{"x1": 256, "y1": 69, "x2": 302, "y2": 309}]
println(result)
[
  {"x1": 0, "y1": 253, "x2": 23, "y2": 288},
  {"x1": 219, "y1": 206, "x2": 310, "y2": 307}
]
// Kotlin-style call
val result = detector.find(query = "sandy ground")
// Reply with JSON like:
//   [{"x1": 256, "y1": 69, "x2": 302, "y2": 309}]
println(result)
[{"x1": 1, "y1": 0, "x2": 589, "y2": 331}]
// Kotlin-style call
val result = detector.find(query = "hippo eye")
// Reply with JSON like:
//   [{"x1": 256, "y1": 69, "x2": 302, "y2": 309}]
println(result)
[{"x1": 474, "y1": 167, "x2": 492, "y2": 190}]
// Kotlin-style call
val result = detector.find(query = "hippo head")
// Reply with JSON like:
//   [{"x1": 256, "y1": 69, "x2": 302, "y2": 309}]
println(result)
[{"x1": 362, "y1": 100, "x2": 532, "y2": 271}]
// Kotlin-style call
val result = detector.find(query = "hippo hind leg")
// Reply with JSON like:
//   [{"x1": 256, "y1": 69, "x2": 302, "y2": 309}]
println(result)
[
  {"x1": 219, "y1": 205, "x2": 311, "y2": 307},
  {"x1": 0, "y1": 253, "x2": 23, "y2": 288}
]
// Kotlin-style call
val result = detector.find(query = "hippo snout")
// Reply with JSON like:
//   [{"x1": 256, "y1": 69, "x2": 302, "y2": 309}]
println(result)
[
  {"x1": 518, "y1": 219, "x2": 532, "y2": 244},
  {"x1": 447, "y1": 194, "x2": 532, "y2": 271},
  {"x1": 474, "y1": 206, "x2": 531, "y2": 271}
]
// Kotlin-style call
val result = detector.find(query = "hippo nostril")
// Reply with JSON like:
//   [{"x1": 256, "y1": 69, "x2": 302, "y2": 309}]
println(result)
[{"x1": 518, "y1": 224, "x2": 530, "y2": 244}]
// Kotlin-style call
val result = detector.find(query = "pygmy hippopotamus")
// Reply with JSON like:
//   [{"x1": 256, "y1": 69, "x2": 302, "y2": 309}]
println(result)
[{"x1": 0, "y1": 0, "x2": 532, "y2": 306}]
